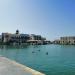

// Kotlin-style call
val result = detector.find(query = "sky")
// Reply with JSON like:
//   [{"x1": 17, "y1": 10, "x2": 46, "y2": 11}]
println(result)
[{"x1": 0, "y1": 0, "x2": 75, "y2": 40}]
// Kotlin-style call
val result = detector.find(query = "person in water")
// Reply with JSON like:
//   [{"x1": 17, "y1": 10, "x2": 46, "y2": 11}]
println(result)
[
  {"x1": 32, "y1": 51, "x2": 35, "y2": 53},
  {"x1": 46, "y1": 52, "x2": 48, "y2": 55},
  {"x1": 38, "y1": 50, "x2": 40, "y2": 51}
]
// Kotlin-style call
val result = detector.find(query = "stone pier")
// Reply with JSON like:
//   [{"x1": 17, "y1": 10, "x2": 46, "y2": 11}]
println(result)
[{"x1": 0, "y1": 56, "x2": 45, "y2": 75}]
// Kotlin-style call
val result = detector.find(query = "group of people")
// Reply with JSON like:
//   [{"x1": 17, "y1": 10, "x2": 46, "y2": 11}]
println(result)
[{"x1": 32, "y1": 49, "x2": 48, "y2": 55}]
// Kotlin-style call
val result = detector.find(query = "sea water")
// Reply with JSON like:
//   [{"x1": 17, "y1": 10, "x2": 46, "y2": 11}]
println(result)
[{"x1": 0, "y1": 45, "x2": 75, "y2": 75}]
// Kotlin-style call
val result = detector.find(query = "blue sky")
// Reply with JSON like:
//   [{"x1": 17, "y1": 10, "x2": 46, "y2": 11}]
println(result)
[{"x1": 0, "y1": 0, "x2": 75, "y2": 40}]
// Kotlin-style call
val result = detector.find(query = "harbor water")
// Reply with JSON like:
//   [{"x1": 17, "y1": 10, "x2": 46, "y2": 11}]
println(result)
[{"x1": 0, "y1": 45, "x2": 75, "y2": 75}]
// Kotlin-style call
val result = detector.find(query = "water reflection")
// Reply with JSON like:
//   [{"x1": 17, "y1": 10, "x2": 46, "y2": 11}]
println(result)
[{"x1": 0, "y1": 45, "x2": 30, "y2": 50}]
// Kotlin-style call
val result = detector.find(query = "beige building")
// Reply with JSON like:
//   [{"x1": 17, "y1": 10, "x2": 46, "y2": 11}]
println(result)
[
  {"x1": 2, "y1": 33, "x2": 12, "y2": 43},
  {"x1": 60, "y1": 36, "x2": 75, "y2": 45},
  {"x1": 2, "y1": 30, "x2": 30, "y2": 44}
]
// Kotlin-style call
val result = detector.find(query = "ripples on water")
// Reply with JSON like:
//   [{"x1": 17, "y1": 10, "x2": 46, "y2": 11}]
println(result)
[{"x1": 0, "y1": 45, "x2": 75, "y2": 75}]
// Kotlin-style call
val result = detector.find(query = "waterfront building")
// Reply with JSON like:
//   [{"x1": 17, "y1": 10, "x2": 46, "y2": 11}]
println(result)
[
  {"x1": 1, "y1": 30, "x2": 48, "y2": 45},
  {"x1": 30, "y1": 34, "x2": 46, "y2": 40},
  {"x1": 2, "y1": 30, "x2": 30, "y2": 44},
  {"x1": 27, "y1": 34, "x2": 47, "y2": 45},
  {"x1": 53, "y1": 39, "x2": 60, "y2": 44},
  {"x1": 0, "y1": 35, "x2": 2, "y2": 43},
  {"x1": 60, "y1": 36, "x2": 75, "y2": 45},
  {"x1": 2, "y1": 33, "x2": 12, "y2": 43}
]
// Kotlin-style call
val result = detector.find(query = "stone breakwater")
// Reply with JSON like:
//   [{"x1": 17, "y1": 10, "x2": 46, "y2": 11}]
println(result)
[{"x1": 0, "y1": 56, "x2": 45, "y2": 75}]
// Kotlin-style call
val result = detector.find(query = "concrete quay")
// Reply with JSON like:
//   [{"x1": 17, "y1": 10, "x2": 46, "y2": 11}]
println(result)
[{"x1": 0, "y1": 56, "x2": 45, "y2": 75}]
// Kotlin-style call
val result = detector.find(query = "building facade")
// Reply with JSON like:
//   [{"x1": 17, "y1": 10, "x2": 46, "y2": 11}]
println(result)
[
  {"x1": 60, "y1": 36, "x2": 75, "y2": 45},
  {"x1": 2, "y1": 30, "x2": 30, "y2": 44},
  {"x1": 30, "y1": 34, "x2": 46, "y2": 40},
  {"x1": 1, "y1": 30, "x2": 48, "y2": 45},
  {"x1": 27, "y1": 34, "x2": 47, "y2": 45},
  {"x1": 53, "y1": 39, "x2": 60, "y2": 44}
]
